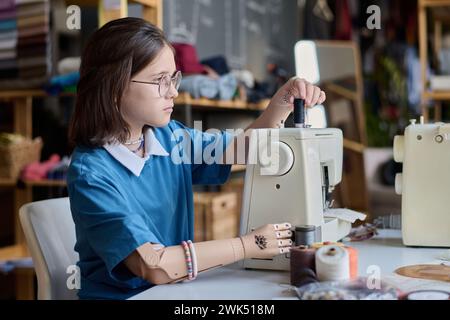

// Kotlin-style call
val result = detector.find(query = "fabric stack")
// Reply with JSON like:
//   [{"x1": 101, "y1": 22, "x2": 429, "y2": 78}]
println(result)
[
  {"x1": 20, "y1": 154, "x2": 71, "y2": 181},
  {"x1": 0, "y1": 0, "x2": 50, "y2": 89},
  {"x1": 173, "y1": 43, "x2": 239, "y2": 101}
]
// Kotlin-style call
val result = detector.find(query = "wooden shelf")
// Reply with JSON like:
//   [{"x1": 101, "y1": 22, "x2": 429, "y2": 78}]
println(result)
[
  {"x1": 422, "y1": 90, "x2": 450, "y2": 100},
  {"x1": 0, "y1": 90, "x2": 46, "y2": 99},
  {"x1": 0, "y1": 90, "x2": 268, "y2": 111},
  {"x1": 175, "y1": 92, "x2": 269, "y2": 111},
  {"x1": 22, "y1": 179, "x2": 67, "y2": 187},
  {"x1": 0, "y1": 178, "x2": 68, "y2": 187},
  {"x1": 420, "y1": 0, "x2": 450, "y2": 7},
  {"x1": 419, "y1": 0, "x2": 450, "y2": 121},
  {"x1": 0, "y1": 244, "x2": 29, "y2": 262},
  {"x1": 65, "y1": 0, "x2": 162, "y2": 29},
  {"x1": 231, "y1": 165, "x2": 246, "y2": 173},
  {"x1": 0, "y1": 90, "x2": 75, "y2": 99},
  {"x1": 0, "y1": 178, "x2": 16, "y2": 187}
]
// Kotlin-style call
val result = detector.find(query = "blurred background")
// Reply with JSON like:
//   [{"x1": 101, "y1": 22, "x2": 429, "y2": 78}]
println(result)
[{"x1": 0, "y1": 0, "x2": 445, "y2": 299}]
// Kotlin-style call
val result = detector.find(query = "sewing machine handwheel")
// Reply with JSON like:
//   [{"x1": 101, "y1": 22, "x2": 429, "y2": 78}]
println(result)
[{"x1": 259, "y1": 141, "x2": 294, "y2": 176}]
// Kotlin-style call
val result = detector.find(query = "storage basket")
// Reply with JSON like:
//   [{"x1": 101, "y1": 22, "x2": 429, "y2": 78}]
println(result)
[{"x1": 0, "y1": 137, "x2": 43, "y2": 179}]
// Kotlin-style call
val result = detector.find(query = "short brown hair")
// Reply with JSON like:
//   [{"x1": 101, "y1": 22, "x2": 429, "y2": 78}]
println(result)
[{"x1": 69, "y1": 17, "x2": 171, "y2": 147}]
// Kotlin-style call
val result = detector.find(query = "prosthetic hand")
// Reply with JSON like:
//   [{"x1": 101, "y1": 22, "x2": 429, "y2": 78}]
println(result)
[
  {"x1": 124, "y1": 222, "x2": 293, "y2": 285},
  {"x1": 240, "y1": 222, "x2": 293, "y2": 259}
]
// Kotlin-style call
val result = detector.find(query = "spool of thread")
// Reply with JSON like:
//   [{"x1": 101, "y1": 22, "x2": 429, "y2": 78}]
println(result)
[
  {"x1": 290, "y1": 245, "x2": 317, "y2": 286},
  {"x1": 294, "y1": 98, "x2": 306, "y2": 128},
  {"x1": 294, "y1": 225, "x2": 316, "y2": 246},
  {"x1": 291, "y1": 268, "x2": 318, "y2": 288},
  {"x1": 344, "y1": 246, "x2": 358, "y2": 279},
  {"x1": 315, "y1": 245, "x2": 350, "y2": 282}
]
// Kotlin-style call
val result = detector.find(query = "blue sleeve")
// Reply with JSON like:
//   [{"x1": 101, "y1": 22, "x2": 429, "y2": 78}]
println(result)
[
  {"x1": 68, "y1": 173, "x2": 160, "y2": 281},
  {"x1": 170, "y1": 120, "x2": 233, "y2": 185}
]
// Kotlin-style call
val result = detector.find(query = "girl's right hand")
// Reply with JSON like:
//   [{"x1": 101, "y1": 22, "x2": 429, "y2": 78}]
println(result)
[{"x1": 240, "y1": 223, "x2": 293, "y2": 259}]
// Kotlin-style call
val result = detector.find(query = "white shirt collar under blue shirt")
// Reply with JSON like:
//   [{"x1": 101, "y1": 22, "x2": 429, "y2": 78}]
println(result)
[{"x1": 103, "y1": 127, "x2": 169, "y2": 177}]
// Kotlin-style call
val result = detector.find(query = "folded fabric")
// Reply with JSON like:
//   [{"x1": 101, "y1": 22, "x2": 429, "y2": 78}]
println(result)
[
  {"x1": 0, "y1": 8, "x2": 16, "y2": 20},
  {"x1": 18, "y1": 56, "x2": 47, "y2": 68},
  {"x1": 62, "y1": 84, "x2": 77, "y2": 94},
  {"x1": 0, "y1": 48, "x2": 16, "y2": 60},
  {"x1": 0, "y1": 68, "x2": 18, "y2": 79},
  {"x1": 0, "y1": 37, "x2": 17, "y2": 50},
  {"x1": 172, "y1": 42, "x2": 207, "y2": 75},
  {"x1": 179, "y1": 75, "x2": 219, "y2": 99},
  {"x1": 21, "y1": 154, "x2": 60, "y2": 181},
  {"x1": 18, "y1": 24, "x2": 48, "y2": 38},
  {"x1": 217, "y1": 73, "x2": 238, "y2": 100},
  {"x1": 19, "y1": 65, "x2": 48, "y2": 78},
  {"x1": 45, "y1": 72, "x2": 80, "y2": 95},
  {"x1": 57, "y1": 56, "x2": 81, "y2": 74},
  {"x1": 17, "y1": 14, "x2": 48, "y2": 28},
  {"x1": 179, "y1": 73, "x2": 238, "y2": 100},
  {"x1": 47, "y1": 156, "x2": 71, "y2": 180},
  {"x1": 231, "y1": 69, "x2": 255, "y2": 89},
  {"x1": 0, "y1": 19, "x2": 17, "y2": 31},
  {"x1": 18, "y1": 2, "x2": 48, "y2": 18},
  {"x1": 16, "y1": 0, "x2": 48, "y2": 5},
  {"x1": 246, "y1": 82, "x2": 272, "y2": 103},
  {"x1": 0, "y1": 0, "x2": 15, "y2": 11},
  {"x1": 17, "y1": 44, "x2": 46, "y2": 57},
  {"x1": 0, "y1": 29, "x2": 17, "y2": 41},
  {"x1": 0, "y1": 58, "x2": 17, "y2": 70},
  {"x1": 201, "y1": 55, "x2": 230, "y2": 76},
  {"x1": 18, "y1": 34, "x2": 47, "y2": 46}
]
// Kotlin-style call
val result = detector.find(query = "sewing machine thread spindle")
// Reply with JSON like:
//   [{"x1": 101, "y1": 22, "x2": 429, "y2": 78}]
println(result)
[{"x1": 294, "y1": 99, "x2": 307, "y2": 128}]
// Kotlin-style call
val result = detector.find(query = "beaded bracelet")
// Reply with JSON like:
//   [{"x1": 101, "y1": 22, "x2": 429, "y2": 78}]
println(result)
[
  {"x1": 181, "y1": 241, "x2": 193, "y2": 280},
  {"x1": 187, "y1": 240, "x2": 198, "y2": 279}
]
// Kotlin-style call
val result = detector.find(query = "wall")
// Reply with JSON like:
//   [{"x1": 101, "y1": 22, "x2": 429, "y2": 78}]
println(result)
[{"x1": 162, "y1": 0, "x2": 299, "y2": 80}]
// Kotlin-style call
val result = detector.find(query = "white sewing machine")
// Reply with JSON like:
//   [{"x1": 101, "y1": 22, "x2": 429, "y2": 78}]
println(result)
[
  {"x1": 239, "y1": 100, "x2": 356, "y2": 270},
  {"x1": 394, "y1": 119, "x2": 450, "y2": 247}
]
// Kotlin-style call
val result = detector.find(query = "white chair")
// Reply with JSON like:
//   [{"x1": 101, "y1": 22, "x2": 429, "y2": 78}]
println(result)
[{"x1": 19, "y1": 197, "x2": 79, "y2": 300}]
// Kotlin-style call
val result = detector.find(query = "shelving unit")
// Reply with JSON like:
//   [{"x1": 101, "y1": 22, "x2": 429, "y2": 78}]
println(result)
[
  {"x1": 68, "y1": 0, "x2": 163, "y2": 28},
  {"x1": 418, "y1": 0, "x2": 450, "y2": 122}
]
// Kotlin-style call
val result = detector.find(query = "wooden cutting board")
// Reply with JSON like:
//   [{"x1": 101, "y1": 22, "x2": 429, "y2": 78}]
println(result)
[{"x1": 395, "y1": 264, "x2": 450, "y2": 282}]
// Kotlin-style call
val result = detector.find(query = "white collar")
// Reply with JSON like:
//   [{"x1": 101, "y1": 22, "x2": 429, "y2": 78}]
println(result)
[{"x1": 103, "y1": 127, "x2": 169, "y2": 177}]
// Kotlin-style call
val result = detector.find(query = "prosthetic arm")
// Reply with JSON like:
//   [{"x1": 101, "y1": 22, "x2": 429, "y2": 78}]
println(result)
[{"x1": 124, "y1": 223, "x2": 293, "y2": 285}]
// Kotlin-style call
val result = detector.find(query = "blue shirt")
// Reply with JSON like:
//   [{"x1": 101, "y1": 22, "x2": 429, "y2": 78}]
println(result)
[{"x1": 67, "y1": 120, "x2": 233, "y2": 299}]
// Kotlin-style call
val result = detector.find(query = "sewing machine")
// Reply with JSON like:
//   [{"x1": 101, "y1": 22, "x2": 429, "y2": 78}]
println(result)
[
  {"x1": 239, "y1": 100, "x2": 354, "y2": 271},
  {"x1": 394, "y1": 119, "x2": 450, "y2": 247}
]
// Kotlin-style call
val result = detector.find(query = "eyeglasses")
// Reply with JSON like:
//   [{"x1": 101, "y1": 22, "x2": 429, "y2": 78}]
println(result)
[{"x1": 131, "y1": 70, "x2": 182, "y2": 98}]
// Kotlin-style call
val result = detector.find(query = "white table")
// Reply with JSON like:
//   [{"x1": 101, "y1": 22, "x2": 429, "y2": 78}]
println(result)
[{"x1": 129, "y1": 230, "x2": 450, "y2": 300}]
